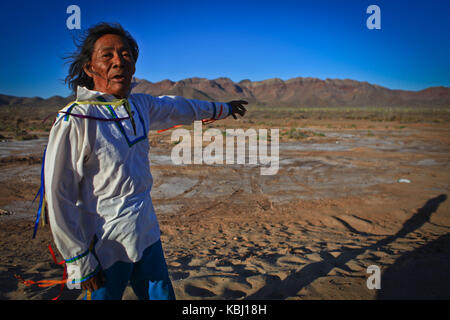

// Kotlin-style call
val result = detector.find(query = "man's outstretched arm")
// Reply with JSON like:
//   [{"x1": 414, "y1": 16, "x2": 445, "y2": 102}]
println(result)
[{"x1": 133, "y1": 94, "x2": 247, "y2": 131}]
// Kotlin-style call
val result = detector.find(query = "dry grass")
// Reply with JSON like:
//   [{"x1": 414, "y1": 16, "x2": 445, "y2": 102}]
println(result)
[{"x1": 1, "y1": 104, "x2": 448, "y2": 141}]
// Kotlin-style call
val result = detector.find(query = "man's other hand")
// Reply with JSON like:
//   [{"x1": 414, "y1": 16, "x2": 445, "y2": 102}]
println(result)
[{"x1": 81, "y1": 270, "x2": 104, "y2": 292}]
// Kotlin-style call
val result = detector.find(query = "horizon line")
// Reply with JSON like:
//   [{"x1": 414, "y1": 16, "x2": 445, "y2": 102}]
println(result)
[{"x1": 1, "y1": 75, "x2": 449, "y2": 99}]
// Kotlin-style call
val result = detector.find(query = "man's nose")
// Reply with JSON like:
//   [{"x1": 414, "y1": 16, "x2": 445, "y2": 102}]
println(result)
[{"x1": 111, "y1": 52, "x2": 125, "y2": 67}]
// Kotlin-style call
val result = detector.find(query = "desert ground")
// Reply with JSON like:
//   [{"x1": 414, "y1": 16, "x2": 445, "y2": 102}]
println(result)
[{"x1": 0, "y1": 108, "x2": 449, "y2": 300}]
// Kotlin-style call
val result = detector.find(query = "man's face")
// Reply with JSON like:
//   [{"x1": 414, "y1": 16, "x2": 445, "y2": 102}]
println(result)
[{"x1": 84, "y1": 34, "x2": 136, "y2": 98}]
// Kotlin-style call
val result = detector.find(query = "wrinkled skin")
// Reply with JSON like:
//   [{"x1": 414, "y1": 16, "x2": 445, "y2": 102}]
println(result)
[{"x1": 83, "y1": 34, "x2": 136, "y2": 99}]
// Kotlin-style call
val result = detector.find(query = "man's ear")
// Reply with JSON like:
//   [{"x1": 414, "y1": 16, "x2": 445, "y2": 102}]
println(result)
[{"x1": 83, "y1": 63, "x2": 93, "y2": 78}]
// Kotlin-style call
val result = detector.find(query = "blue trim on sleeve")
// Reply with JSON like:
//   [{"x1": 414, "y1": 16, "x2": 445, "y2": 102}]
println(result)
[
  {"x1": 65, "y1": 249, "x2": 90, "y2": 264},
  {"x1": 70, "y1": 265, "x2": 102, "y2": 284}
]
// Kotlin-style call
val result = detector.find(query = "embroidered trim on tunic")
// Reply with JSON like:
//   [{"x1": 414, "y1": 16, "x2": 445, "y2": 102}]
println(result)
[
  {"x1": 104, "y1": 103, "x2": 147, "y2": 147},
  {"x1": 69, "y1": 265, "x2": 101, "y2": 284},
  {"x1": 65, "y1": 249, "x2": 90, "y2": 264},
  {"x1": 59, "y1": 97, "x2": 146, "y2": 147}
]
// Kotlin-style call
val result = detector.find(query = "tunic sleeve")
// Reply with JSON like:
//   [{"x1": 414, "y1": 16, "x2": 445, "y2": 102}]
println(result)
[
  {"x1": 44, "y1": 111, "x2": 100, "y2": 284},
  {"x1": 140, "y1": 94, "x2": 231, "y2": 131}
]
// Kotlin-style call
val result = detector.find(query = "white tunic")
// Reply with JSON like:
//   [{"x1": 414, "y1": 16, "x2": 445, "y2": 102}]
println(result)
[{"x1": 44, "y1": 86, "x2": 230, "y2": 283}]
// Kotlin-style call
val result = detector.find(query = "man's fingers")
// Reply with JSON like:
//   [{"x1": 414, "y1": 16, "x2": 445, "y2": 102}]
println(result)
[
  {"x1": 81, "y1": 282, "x2": 92, "y2": 291},
  {"x1": 92, "y1": 282, "x2": 101, "y2": 291},
  {"x1": 80, "y1": 271, "x2": 104, "y2": 291},
  {"x1": 231, "y1": 109, "x2": 244, "y2": 118},
  {"x1": 93, "y1": 272, "x2": 104, "y2": 290},
  {"x1": 228, "y1": 100, "x2": 248, "y2": 119},
  {"x1": 237, "y1": 106, "x2": 246, "y2": 116}
]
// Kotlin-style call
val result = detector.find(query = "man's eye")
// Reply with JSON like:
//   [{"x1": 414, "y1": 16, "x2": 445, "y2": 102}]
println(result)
[{"x1": 102, "y1": 53, "x2": 112, "y2": 58}]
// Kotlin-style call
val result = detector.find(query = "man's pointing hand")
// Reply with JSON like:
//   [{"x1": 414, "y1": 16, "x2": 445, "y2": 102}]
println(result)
[{"x1": 227, "y1": 100, "x2": 248, "y2": 119}]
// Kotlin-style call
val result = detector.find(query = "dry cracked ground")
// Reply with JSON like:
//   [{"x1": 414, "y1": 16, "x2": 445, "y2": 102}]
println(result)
[{"x1": 0, "y1": 119, "x2": 449, "y2": 300}]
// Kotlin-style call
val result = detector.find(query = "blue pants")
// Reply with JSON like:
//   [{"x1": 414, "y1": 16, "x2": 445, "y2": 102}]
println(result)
[{"x1": 84, "y1": 240, "x2": 175, "y2": 300}]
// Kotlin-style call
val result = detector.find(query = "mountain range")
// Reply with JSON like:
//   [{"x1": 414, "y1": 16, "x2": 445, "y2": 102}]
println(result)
[
  {"x1": 131, "y1": 77, "x2": 450, "y2": 108},
  {"x1": 1, "y1": 77, "x2": 449, "y2": 109}
]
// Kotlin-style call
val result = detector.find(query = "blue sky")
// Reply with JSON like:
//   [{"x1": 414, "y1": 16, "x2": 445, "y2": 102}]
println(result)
[{"x1": 0, "y1": 0, "x2": 449, "y2": 98}]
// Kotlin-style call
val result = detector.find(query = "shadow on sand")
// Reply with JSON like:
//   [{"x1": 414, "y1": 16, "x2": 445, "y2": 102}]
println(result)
[
  {"x1": 376, "y1": 232, "x2": 450, "y2": 299},
  {"x1": 245, "y1": 194, "x2": 448, "y2": 299}
]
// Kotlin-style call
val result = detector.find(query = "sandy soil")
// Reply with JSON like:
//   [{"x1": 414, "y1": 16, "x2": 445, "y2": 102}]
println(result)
[{"x1": 0, "y1": 119, "x2": 449, "y2": 300}]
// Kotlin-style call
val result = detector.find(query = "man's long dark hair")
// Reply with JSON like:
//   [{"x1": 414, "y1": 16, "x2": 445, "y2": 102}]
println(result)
[{"x1": 64, "y1": 22, "x2": 139, "y2": 95}]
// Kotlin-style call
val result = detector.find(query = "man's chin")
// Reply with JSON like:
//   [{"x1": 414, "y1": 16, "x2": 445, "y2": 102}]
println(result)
[{"x1": 108, "y1": 83, "x2": 131, "y2": 98}]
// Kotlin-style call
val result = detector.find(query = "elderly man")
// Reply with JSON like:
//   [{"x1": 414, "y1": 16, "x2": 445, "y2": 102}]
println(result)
[{"x1": 45, "y1": 22, "x2": 247, "y2": 300}]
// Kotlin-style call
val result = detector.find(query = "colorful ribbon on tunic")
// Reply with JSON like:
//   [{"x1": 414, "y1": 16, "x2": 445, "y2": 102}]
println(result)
[
  {"x1": 58, "y1": 111, "x2": 131, "y2": 122},
  {"x1": 14, "y1": 245, "x2": 67, "y2": 300},
  {"x1": 32, "y1": 147, "x2": 47, "y2": 239},
  {"x1": 68, "y1": 98, "x2": 137, "y2": 135}
]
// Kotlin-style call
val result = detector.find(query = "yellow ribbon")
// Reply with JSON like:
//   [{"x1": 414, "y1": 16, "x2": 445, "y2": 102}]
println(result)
[{"x1": 65, "y1": 99, "x2": 137, "y2": 135}]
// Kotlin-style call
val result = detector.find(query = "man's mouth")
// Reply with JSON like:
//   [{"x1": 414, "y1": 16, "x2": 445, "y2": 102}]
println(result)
[{"x1": 111, "y1": 74, "x2": 127, "y2": 82}]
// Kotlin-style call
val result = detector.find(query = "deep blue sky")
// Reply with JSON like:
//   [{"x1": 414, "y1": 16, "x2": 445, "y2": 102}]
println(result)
[{"x1": 0, "y1": 0, "x2": 449, "y2": 98}]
